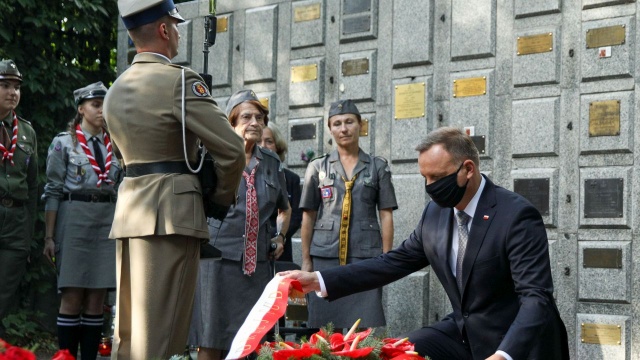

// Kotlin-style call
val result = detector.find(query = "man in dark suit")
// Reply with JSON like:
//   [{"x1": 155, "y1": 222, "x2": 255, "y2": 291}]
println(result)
[{"x1": 280, "y1": 127, "x2": 569, "y2": 360}]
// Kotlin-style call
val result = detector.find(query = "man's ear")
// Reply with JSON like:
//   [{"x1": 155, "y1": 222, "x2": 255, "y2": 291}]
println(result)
[{"x1": 159, "y1": 23, "x2": 169, "y2": 39}]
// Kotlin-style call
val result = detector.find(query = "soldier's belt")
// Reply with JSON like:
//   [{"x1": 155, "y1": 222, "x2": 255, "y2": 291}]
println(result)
[
  {"x1": 125, "y1": 161, "x2": 193, "y2": 178},
  {"x1": 0, "y1": 197, "x2": 25, "y2": 208},
  {"x1": 63, "y1": 193, "x2": 116, "y2": 203}
]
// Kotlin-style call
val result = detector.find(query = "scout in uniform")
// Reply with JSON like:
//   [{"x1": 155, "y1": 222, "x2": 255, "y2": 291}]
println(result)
[
  {"x1": 42, "y1": 82, "x2": 122, "y2": 360},
  {"x1": 104, "y1": 0, "x2": 244, "y2": 358},
  {"x1": 299, "y1": 99, "x2": 398, "y2": 330},
  {"x1": 189, "y1": 90, "x2": 291, "y2": 360},
  {"x1": 0, "y1": 60, "x2": 38, "y2": 335}
]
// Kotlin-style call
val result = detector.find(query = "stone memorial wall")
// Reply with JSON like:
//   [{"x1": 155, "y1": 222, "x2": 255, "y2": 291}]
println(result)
[{"x1": 116, "y1": 1, "x2": 640, "y2": 358}]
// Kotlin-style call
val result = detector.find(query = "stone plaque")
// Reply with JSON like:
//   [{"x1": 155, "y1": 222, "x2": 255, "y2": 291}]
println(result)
[
  {"x1": 259, "y1": 97, "x2": 269, "y2": 109},
  {"x1": 294, "y1": 3, "x2": 321, "y2": 22},
  {"x1": 453, "y1": 77, "x2": 486, "y2": 98},
  {"x1": 513, "y1": 178, "x2": 550, "y2": 216},
  {"x1": 343, "y1": 15, "x2": 371, "y2": 35},
  {"x1": 360, "y1": 118, "x2": 369, "y2": 137},
  {"x1": 584, "y1": 178, "x2": 623, "y2": 218},
  {"x1": 581, "y1": 323, "x2": 621, "y2": 345},
  {"x1": 291, "y1": 124, "x2": 317, "y2": 141},
  {"x1": 517, "y1": 33, "x2": 553, "y2": 56},
  {"x1": 216, "y1": 16, "x2": 228, "y2": 33},
  {"x1": 342, "y1": 58, "x2": 369, "y2": 76},
  {"x1": 471, "y1": 135, "x2": 486, "y2": 155},
  {"x1": 589, "y1": 100, "x2": 620, "y2": 137},
  {"x1": 343, "y1": 0, "x2": 371, "y2": 15},
  {"x1": 291, "y1": 64, "x2": 318, "y2": 83},
  {"x1": 586, "y1": 25, "x2": 626, "y2": 49},
  {"x1": 583, "y1": 248, "x2": 622, "y2": 269},
  {"x1": 394, "y1": 82, "x2": 425, "y2": 119}
]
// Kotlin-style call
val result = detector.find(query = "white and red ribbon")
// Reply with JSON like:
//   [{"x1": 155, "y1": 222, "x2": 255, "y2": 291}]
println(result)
[
  {"x1": 226, "y1": 276, "x2": 303, "y2": 360},
  {"x1": 0, "y1": 111, "x2": 19, "y2": 165},
  {"x1": 75, "y1": 124, "x2": 113, "y2": 187}
]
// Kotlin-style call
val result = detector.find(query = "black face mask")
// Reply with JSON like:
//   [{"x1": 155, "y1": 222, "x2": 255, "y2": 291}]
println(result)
[{"x1": 425, "y1": 162, "x2": 468, "y2": 208}]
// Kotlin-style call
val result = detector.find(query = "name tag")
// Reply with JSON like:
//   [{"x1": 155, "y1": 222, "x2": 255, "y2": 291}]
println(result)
[{"x1": 321, "y1": 186, "x2": 333, "y2": 199}]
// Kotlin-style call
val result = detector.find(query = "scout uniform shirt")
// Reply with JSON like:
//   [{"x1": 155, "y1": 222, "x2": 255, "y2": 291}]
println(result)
[{"x1": 300, "y1": 149, "x2": 398, "y2": 259}]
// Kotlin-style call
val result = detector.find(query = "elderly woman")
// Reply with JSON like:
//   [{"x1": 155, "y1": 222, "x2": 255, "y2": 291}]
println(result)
[
  {"x1": 42, "y1": 82, "x2": 122, "y2": 360},
  {"x1": 260, "y1": 124, "x2": 302, "y2": 263},
  {"x1": 189, "y1": 90, "x2": 291, "y2": 360},
  {"x1": 300, "y1": 99, "x2": 397, "y2": 331}
]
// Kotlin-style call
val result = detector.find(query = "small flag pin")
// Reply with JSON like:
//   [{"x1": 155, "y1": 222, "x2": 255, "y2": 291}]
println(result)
[{"x1": 483, "y1": 215, "x2": 489, "y2": 220}]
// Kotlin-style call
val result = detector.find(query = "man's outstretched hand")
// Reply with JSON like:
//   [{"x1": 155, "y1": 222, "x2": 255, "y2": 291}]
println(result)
[{"x1": 278, "y1": 270, "x2": 321, "y2": 294}]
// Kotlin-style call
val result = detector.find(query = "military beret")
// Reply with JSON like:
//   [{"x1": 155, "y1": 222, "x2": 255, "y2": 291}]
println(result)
[
  {"x1": 0, "y1": 60, "x2": 22, "y2": 82},
  {"x1": 118, "y1": 0, "x2": 184, "y2": 30},
  {"x1": 225, "y1": 89, "x2": 260, "y2": 116},
  {"x1": 74, "y1": 82, "x2": 108, "y2": 106},
  {"x1": 328, "y1": 99, "x2": 360, "y2": 119}
]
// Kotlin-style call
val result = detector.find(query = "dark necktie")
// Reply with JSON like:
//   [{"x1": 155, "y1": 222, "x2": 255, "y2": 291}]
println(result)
[
  {"x1": 455, "y1": 211, "x2": 471, "y2": 294},
  {"x1": 92, "y1": 137, "x2": 105, "y2": 172}
]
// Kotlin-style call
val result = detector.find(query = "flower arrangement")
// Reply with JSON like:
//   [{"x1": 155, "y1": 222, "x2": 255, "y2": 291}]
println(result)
[
  {"x1": 300, "y1": 147, "x2": 315, "y2": 164},
  {"x1": 0, "y1": 338, "x2": 75, "y2": 360},
  {"x1": 254, "y1": 320, "x2": 430, "y2": 360}
]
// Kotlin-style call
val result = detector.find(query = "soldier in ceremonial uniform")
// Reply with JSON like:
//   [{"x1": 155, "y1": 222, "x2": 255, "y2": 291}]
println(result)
[
  {"x1": 300, "y1": 99, "x2": 397, "y2": 331},
  {"x1": 0, "y1": 59, "x2": 38, "y2": 336},
  {"x1": 42, "y1": 82, "x2": 122, "y2": 360},
  {"x1": 104, "y1": 0, "x2": 244, "y2": 358}
]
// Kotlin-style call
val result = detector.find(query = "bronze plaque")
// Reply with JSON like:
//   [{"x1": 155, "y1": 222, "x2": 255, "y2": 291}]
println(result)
[
  {"x1": 581, "y1": 323, "x2": 621, "y2": 345},
  {"x1": 294, "y1": 3, "x2": 321, "y2": 23},
  {"x1": 589, "y1": 100, "x2": 620, "y2": 137},
  {"x1": 359, "y1": 118, "x2": 369, "y2": 137},
  {"x1": 453, "y1": 77, "x2": 486, "y2": 98},
  {"x1": 517, "y1": 33, "x2": 553, "y2": 56},
  {"x1": 343, "y1": 15, "x2": 371, "y2": 35},
  {"x1": 259, "y1": 97, "x2": 269, "y2": 109},
  {"x1": 586, "y1": 25, "x2": 626, "y2": 49},
  {"x1": 342, "y1": 58, "x2": 369, "y2": 76},
  {"x1": 343, "y1": 0, "x2": 371, "y2": 15},
  {"x1": 513, "y1": 178, "x2": 550, "y2": 216},
  {"x1": 394, "y1": 82, "x2": 425, "y2": 120},
  {"x1": 470, "y1": 135, "x2": 486, "y2": 155},
  {"x1": 290, "y1": 124, "x2": 316, "y2": 141},
  {"x1": 583, "y1": 248, "x2": 622, "y2": 269},
  {"x1": 584, "y1": 178, "x2": 623, "y2": 218},
  {"x1": 216, "y1": 16, "x2": 228, "y2": 33},
  {"x1": 290, "y1": 64, "x2": 318, "y2": 83}
]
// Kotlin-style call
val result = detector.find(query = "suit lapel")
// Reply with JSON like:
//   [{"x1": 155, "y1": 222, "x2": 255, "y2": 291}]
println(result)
[
  {"x1": 460, "y1": 178, "x2": 497, "y2": 295},
  {"x1": 436, "y1": 207, "x2": 458, "y2": 297}
]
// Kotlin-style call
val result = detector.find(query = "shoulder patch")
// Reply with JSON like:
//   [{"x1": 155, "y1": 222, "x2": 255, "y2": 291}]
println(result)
[{"x1": 192, "y1": 81, "x2": 210, "y2": 97}]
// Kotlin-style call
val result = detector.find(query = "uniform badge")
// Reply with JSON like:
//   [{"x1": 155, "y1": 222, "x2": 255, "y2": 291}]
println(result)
[
  {"x1": 321, "y1": 186, "x2": 333, "y2": 199},
  {"x1": 81, "y1": 168, "x2": 86, "y2": 176},
  {"x1": 22, "y1": 135, "x2": 26, "y2": 140},
  {"x1": 76, "y1": 175, "x2": 82, "y2": 182},
  {"x1": 54, "y1": 142, "x2": 61, "y2": 152},
  {"x1": 319, "y1": 171, "x2": 326, "y2": 180},
  {"x1": 192, "y1": 81, "x2": 210, "y2": 97}
]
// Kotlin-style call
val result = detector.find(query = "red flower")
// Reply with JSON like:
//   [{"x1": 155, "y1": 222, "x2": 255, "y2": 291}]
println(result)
[
  {"x1": 3, "y1": 346, "x2": 36, "y2": 360},
  {"x1": 51, "y1": 349, "x2": 76, "y2": 360},
  {"x1": 389, "y1": 352, "x2": 423, "y2": 360},
  {"x1": 308, "y1": 329, "x2": 329, "y2": 346},
  {"x1": 331, "y1": 347, "x2": 374, "y2": 358},
  {"x1": 272, "y1": 347, "x2": 322, "y2": 360},
  {"x1": 380, "y1": 338, "x2": 415, "y2": 359}
]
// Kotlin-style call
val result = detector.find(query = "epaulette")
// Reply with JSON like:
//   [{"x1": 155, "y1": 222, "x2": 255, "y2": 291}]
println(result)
[
  {"x1": 55, "y1": 131, "x2": 71, "y2": 138},
  {"x1": 16, "y1": 115, "x2": 32, "y2": 126},
  {"x1": 259, "y1": 146, "x2": 281, "y2": 161},
  {"x1": 310, "y1": 153, "x2": 329, "y2": 162}
]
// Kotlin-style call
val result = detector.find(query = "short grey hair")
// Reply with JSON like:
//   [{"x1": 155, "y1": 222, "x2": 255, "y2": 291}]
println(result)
[{"x1": 415, "y1": 127, "x2": 480, "y2": 166}]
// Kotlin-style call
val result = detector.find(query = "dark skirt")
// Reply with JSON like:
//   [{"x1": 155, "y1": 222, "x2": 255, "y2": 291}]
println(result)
[
  {"x1": 308, "y1": 256, "x2": 385, "y2": 328},
  {"x1": 55, "y1": 200, "x2": 116, "y2": 290},
  {"x1": 188, "y1": 258, "x2": 272, "y2": 349}
]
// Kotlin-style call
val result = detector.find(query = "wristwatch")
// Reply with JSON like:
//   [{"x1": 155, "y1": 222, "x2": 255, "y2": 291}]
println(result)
[{"x1": 274, "y1": 232, "x2": 285, "y2": 243}]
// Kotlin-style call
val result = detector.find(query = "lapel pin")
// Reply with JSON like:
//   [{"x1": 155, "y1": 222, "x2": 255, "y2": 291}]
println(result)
[{"x1": 483, "y1": 215, "x2": 489, "y2": 220}]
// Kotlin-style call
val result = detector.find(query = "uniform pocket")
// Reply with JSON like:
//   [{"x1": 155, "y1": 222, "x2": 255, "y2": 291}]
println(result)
[
  {"x1": 313, "y1": 220, "x2": 334, "y2": 246},
  {"x1": 171, "y1": 177, "x2": 205, "y2": 230},
  {"x1": 358, "y1": 220, "x2": 382, "y2": 250},
  {"x1": 67, "y1": 155, "x2": 90, "y2": 185},
  {"x1": 264, "y1": 179, "x2": 278, "y2": 204}
]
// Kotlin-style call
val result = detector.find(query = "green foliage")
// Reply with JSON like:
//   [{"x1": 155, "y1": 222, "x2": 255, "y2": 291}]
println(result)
[
  {"x1": 0, "y1": 0, "x2": 118, "y2": 346},
  {"x1": 1, "y1": 310, "x2": 57, "y2": 352}
]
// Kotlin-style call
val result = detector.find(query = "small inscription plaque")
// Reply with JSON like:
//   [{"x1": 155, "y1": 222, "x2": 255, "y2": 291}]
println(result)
[
  {"x1": 394, "y1": 82, "x2": 425, "y2": 120},
  {"x1": 581, "y1": 323, "x2": 621, "y2": 345},
  {"x1": 583, "y1": 248, "x2": 622, "y2": 269},
  {"x1": 216, "y1": 16, "x2": 228, "y2": 33},
  {"x1": 342, "y1": 58, "x2": 369, "y2": 76},
  {"x1": 589, "y1": 100, "x2": 620, "y2": 137},
  {"x1": 586, "y1": 25, "x2": 626, "y2": 49},
  {"x1": 584, "y1": 178, "x2": 623, "y2": 218},
  {"x1": 291, "y1": 64, "x2": 318, "y2": 83},
  {"x1": 259, "y1": 97, "x2": 269, "y2": 109},
  {"x1": 360, "y1": 118, "x2": 369, "y2": 137},
  {"x1": 453, "y1": 77, "x2": 487, "y2": 98},
  {"x1": 514, "y1": 178, "x2": 550, "y2": 216},
  {"x1": 343, "y1": 15, "x2": 371, "y2": 35},
  {"x1": 343, "y1": 0, "x2": 371, "y2": 15},
  {"x1": 471, "y1": 136, "x2": 486, "y2": 155},
  {"x1": 290, "y1": 124, "x2": 317, "y2": 141},
  {"x1": 517, "y1": 33, "x2": 553, "y2": 56},
  {"x1": 294, "y1": 3, "x2": 321, "y2": 23}
]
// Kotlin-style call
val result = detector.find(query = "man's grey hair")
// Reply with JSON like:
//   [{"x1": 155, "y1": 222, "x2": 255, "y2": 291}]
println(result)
[{"x1": 415, "y1": 127, "x2": 480, "y2": 166}]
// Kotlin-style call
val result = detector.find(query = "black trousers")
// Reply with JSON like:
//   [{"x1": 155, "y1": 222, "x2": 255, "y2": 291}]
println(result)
[{"x1": 407, "y1": 325, "x2": 473, "y2": 360}]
